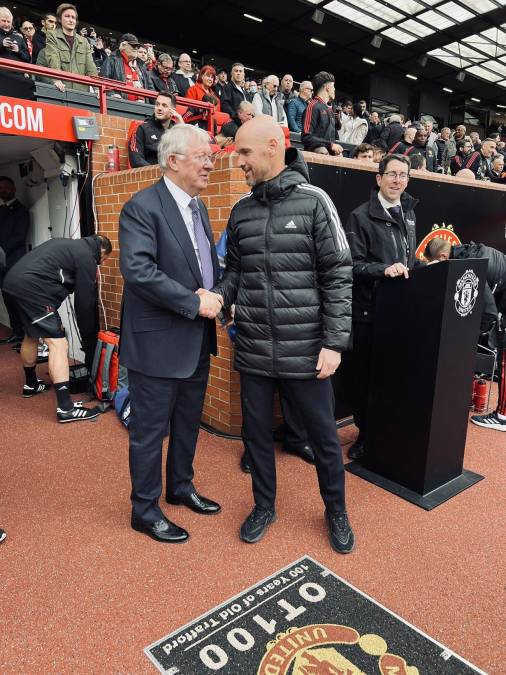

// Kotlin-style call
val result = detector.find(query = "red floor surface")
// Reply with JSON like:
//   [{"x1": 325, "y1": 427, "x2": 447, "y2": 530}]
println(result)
[{"x1": 0, "y1": 335, "x2": 504, "y2": 674}]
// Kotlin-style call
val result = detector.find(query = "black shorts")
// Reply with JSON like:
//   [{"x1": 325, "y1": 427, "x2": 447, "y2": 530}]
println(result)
[{"x1": 7, "y1": 295, "x2": 65, "y2": 339}]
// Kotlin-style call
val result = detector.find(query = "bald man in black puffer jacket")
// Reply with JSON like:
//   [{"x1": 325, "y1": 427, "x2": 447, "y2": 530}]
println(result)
[{"x1": 213, "y1": 116, "x2": 354, "y2": 554}]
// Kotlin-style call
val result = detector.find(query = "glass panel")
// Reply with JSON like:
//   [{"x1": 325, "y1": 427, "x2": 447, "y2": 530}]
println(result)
[
  {"x1": 398, "y1": 19, "x2": 435, "y2": 37},
  {"x1": 482, "y1": 59, "x2": 506, "y2": 76},
  {"x1": 459, "y1": 0, "x2": 497, "y2": 10},
  {"x1": 417, "y1": 10, "x2": 455, "y2": 29},
  {"x1": 323, "y1": 1, "x2": 387, "y2": 30},
  {"x1": 466, "y1": 65, "x2": 502, "y2": 81},
  {"x1": 325, "y1": 0, "x2": 404, "y2": 21},
  {"x1": 428, "y1": 49, "x2": 472, "y2": 67},
  {"x1": 437, "y1": 2, "x2": 475, "y2": 21},
  {"x1": 383, "y1": 0, "x2": 425, "y2": 10},
  {"x1": 381, "y1": 26, "x2": 419, "y2": 43}
]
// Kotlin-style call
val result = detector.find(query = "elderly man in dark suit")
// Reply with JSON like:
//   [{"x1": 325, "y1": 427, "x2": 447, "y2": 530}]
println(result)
[{"x1": 119, "y1": 124, "x2": 224, "y2": 543}]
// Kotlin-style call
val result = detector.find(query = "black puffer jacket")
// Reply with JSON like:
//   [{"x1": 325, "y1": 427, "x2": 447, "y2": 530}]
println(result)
[{"x1": 213, "y1": 148, "x2": 352, "y2": 379}]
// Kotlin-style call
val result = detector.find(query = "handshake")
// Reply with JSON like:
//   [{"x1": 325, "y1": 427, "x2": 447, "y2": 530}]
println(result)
[{"x1": 196, "y1": 288, "x2": 224, "y2": 319}]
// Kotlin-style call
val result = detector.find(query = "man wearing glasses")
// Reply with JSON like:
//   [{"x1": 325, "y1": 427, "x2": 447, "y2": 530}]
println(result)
[
  {"x1": 345, "y1": 155, "x2": 418, "y2": 461},
  {"x1": 120, "y1": 125, "x2": 223, "y2": 543},
  {"x1": 252, "y1": 74, "x2": 288, "y2": 126}
]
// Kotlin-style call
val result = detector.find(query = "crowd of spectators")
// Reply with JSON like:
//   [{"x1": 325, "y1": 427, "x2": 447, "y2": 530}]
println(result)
[{"x1": 1, "y1": 2, "x2": 505, "y2": 182}]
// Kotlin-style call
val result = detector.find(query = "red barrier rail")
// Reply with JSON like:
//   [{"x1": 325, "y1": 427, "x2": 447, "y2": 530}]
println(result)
[{"x1": 0, "y1": 57, "x2": 215, "y2": 132}]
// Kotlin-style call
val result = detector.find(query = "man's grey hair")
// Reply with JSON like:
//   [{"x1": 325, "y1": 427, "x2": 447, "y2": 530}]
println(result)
[
  {"x1": 0, "y1": 6, "x2": 13, "y2": 17},
  {"x1": 157, "y1": 53, "x2": 172, "y2": 64},
  {"x1": 158, "y1": 124, "x2": 210, "y2": 170},
  {"x1": 388, "y1": 114, "x2": 401, "y2": 124},
  {"x1": 237, "y1": 100, "x2": 254, "y2": 114},
  {"x1": 264, "y1": 74, "x2": 279, "y2": 85}
]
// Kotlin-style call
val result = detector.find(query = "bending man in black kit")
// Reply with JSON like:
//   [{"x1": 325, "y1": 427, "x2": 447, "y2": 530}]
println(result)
[{"x1": 3, "y1": 235, "x2": 112, "y2": 422}]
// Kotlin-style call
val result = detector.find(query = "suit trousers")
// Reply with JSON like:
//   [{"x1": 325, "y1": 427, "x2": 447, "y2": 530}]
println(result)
[
  {"x1": 240, "y1": 373, "x2": 346, "y2": 513},
  {"x1": 128, "y1": 325, "x2": 211, "y2": 524}
]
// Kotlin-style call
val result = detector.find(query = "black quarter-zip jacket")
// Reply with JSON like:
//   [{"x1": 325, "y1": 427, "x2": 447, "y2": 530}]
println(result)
[
  {"x1": 213, "y1": 148, "x2": 352, "y2": 379},
  {"x1": 345, "y1": 189, "x2": 419, "y2": 323}
]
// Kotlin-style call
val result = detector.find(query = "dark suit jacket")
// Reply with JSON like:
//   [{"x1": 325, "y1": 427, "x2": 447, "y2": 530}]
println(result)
[{"x1": 119, "y1": 179, "x2": 219, "y2": 379}]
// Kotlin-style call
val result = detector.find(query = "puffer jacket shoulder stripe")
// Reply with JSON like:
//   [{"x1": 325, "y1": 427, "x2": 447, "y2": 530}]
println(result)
[{"x1": 296, "y1": 183, "x2": 349, "y2": 251}]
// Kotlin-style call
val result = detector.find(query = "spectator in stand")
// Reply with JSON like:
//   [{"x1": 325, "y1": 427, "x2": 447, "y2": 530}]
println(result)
[
  {"x1": 371, "y1": 140, "x2": 387, "y2": 163},
  {"x1": 450, "y1": 138, "x2": 480, "y2": 176},
  {"x1": 422, "y1": 120, "x2": 437, "y2": 148},
  {"x1": 488, "y1": 154, "x2": 506, "y2": 183},
  {"x1": 252, "y1": 75, "x2": 288, "y2": 126},
  {"x1": 301, "y1": 71, "x2": 343, "y2": 156},
  {"x1": 32, "y1": 12, "x2": 56, "y2": 63},
  {"x1": 477, "y1": 138, "x2": 497, "y2": 179},
  {"x1": 410, "y1": 154, "x2": 427, "y2": 171},
  {"x1": 358, "y1": 99, "x2": 370, "y2": 120},
  {"x1": 137, "y1": 44, "x2": 155, "y2": 71},
  {"x1": 149, "y1": 53, "x2": 177, "y2": 94},
  {"x1": 215, "y1": 68, "x2": 227, "y2": 99},
  {"x1": 410, "y1": 127, "x2": 437, "y2": 172},
  {"x1": 221, "y1": 100, "x2": 255, "y2": 139},
  {"x1": 435, "y1": 126, "x2": 450, "y2": 171},
  {"x1": 100, "y1": 33, "x2": 151, "y2": 101},
  {"x1": 443, "y1": 124, "x2": 467, "y2": 169},
  {"x1": 91, "y1": 35, "x2": 108, "y2": 72},
  {"x1": 129, "y1": 90, "x2": 184, "y2": 168},
  {"x1": 365, "y1": 111, "x2": 383, "y2": 143},
  {"x1": 0, "y1": 7, "x2": 30, "y2": 64},
  {"x1": 470, "y1": 131, "x2": 481, "y2": 151},
  {"x1": 339, "y1": 102, "x2": 368, "y2": 145},
  {"x1": 280, "y1": 74, "x2": 297, "y2": 113},
  {"x1": 220, "y1": 63, "x2": 247, "y2": 123},
  {"x1": 388, "y1": 125, "x2": 416, "y2": 155},
  {"x1": 455, "y1": 168, "x2": 475, "y2": 180},
  {"x1": 184, "y1": 65, "x2": 222, "y2": 130},
  {"x1": 287, "y1": 80, "x2": 313, "y2": 132},
  {"x1": 351, "y1": 143, "x2": 374, "y2": 162},
  {"x1": 380, "y1": 114, "x2": 404, "y2": 150},
  {"x1": 246, "y1": 78, "x2": 257, "y2": 102},
  {"x1": 44, "y1": 3, "x2": 97, "y2": 92},
  {"x1": 338, "y1": 100, "x2": 353, "y2": 130},
  {"x1": 19, "y1": 20, "x2": 36, "y2": 62},
  {"x1": 172, "y1": 53, "x2": 195, "y2": 96}
]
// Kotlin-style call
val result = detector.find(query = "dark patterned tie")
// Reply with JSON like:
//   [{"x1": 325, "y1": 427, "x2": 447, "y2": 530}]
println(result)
[
  {"x1": 190, "y1": 198, "x2": 214, "y2": 290},
  {"x1": 387, "y1": 205, "x2": 403, "y2": 225}
]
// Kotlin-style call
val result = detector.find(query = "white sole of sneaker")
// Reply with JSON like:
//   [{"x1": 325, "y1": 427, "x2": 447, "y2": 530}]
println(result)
[
  {"x1": 58, "y1": 413, "x2": 100, "y2": 423},
  {"x1": 0, "y1": 531, "x2": 6, "y2": 543},
  {"x1": 471, "y1": 420, "x2": 506, "y2": 431}
]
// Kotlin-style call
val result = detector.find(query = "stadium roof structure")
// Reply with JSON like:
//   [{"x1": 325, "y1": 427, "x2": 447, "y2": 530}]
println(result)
[{"x1": 19, "y1": 0, "x2": 506, "y2": 105}]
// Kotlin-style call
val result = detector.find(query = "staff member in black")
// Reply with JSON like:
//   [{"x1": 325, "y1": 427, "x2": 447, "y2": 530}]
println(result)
[
  {"x1": 345, "y1": 155, "x2": 418, "y2": 461},
  {"x1": 213, "y1": 116, "x2": 355, "y2": 554},
  {"x1": 120, "y1": 124, "x2": 223, "y2": 544},
  {"x1": 0, "y1": 176, "x2": 29, "y2": 344},
  {"x1": 2, "y1": 235, "x2": 111, "y2": 421}
]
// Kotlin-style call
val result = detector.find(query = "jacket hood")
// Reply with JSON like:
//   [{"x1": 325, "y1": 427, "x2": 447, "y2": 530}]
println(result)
[
  {"x1": 83, "y1": 235, "x2": 101, "y2": 263},
  {"x1": 252, "y1": 148, "x2": 309, "y2": 203}
]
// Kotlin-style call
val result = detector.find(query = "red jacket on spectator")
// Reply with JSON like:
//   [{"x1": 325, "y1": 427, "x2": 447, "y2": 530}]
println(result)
[{"x1": 184, "y1": 66, "x2": 221, "y2": 129}]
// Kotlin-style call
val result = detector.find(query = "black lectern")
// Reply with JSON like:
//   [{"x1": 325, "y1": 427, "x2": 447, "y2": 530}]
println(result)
[{"x1": 347, "y1": 259, "x2": 487, "y2": 509}]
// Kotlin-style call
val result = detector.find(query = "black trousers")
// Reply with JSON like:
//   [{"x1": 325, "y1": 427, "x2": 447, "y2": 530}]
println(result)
[
  {"x1": 240, "y1": 373, "x2": 346, "y2": 513},
  {"x1": 2, "y1": 291, "x2": 24, "y2": 337},
  {"x1": 128, "y1": 329, "x2": 210, "y2": 524},
  {"x1": 279, "y1": 389, "x2": 309, "y2": 447},
  {"x1": 351, "y1": 321, "x2": 374, "y2": 440}
]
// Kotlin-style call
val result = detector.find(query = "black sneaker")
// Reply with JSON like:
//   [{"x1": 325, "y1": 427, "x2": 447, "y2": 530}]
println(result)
[
  {"x1": 0, "y1": 528, "x2": 6, "y2": 543},
  {"x1": 240, "y1": 506, "x2": 276, "y2": 543},
  {"x1": 22, "y1": 381, "x2": 51, "y2": 398},
  {"x1": 348, "y1": 438, "x2": 365, "y2": 461},
  {"x1": 326, "y1": 510, "x2": 355, "y2": 554},
  {"x1": 240, "y1": 452, "x2": 251, "y2": 473},
  {"x1": 471, "y1": 411, "x2": 506, "y2": 432},
  {"x1": 57, "y1": 404, "x2": 100, "y2": 423}
]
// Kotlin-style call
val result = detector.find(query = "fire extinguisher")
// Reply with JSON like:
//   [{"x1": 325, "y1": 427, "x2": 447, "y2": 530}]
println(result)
[
  {"x1": 107, "y1": 144, "x2": 120, "y2": 172},
  {"x1": 473, "y1": 378, "x2": 488, "y2": 413}
]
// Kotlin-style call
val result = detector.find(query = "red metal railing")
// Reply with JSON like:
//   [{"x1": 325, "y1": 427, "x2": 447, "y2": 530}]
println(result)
[{"x1": 0, "y1": 57, "x2": 215, "y2": 132}]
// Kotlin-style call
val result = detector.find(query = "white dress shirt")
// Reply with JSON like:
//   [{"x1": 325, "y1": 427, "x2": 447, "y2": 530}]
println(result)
[{"x1": 163, "y1": 176, "x2": 210, "y2": 274}]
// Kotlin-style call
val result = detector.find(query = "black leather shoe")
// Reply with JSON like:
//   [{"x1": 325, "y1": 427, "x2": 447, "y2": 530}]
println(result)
[
  {"x1": 131, "y1": 515, "x2": 189, "y2": 543},
  {"x1": 348, "y1": 439, "x2": 365, "y2": 461},
  {"x1": 240, "y1": 452, "x2": 251, "y2": 473},
  {"x1": 166, "y1": 491, "x2": 221, "y2": 515},
  {"x1": 283, "y1": 443, "x2": 315, "y2": 464}
]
